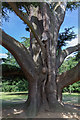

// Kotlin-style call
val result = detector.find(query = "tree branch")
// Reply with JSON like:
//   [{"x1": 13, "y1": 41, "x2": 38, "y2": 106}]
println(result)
[
  {"x1": 49, "y1": 2, "x2": 67, "y2": 64},
  {"x1": 0, "y1": 29, "x2": 37, "y2": 82},
  {"x1": 57, "y1": 44, "x2": 80, "y2": 69},
  {"x1": 8, "y1": 2, "x2": 45, "y2": 55},
  {"x1": 53, "y1": 2, "x2": 67, "y2": 26},
  {"x1": 57, "y1": 62, "x2": 80, "y2": 89}
]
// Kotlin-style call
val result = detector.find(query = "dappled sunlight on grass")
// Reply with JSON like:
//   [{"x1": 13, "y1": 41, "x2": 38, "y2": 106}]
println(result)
[
  {"x1": 1, "y1": 92, "x2": 80, "y2": 118},
  {"x1": 62, "y1": 112, "x2": 78, "y2": 118},
  {"x1": 62, "y1": 92, "x2": 80, "y2": 105},
  {"x1": 13, "y1": 109, "x2": 23, "y2": 115},
  {"x1": 0, "y1": 92, "x2": 28, "y2": 102},
  {"x1": 2, "y1": 102, "x2": 26, "y2": 118}
]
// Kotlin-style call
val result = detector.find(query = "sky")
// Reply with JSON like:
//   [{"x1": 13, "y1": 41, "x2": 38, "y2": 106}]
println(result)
[{"x1": 0, "y1": 7, "x2": 79, "y2": 58}]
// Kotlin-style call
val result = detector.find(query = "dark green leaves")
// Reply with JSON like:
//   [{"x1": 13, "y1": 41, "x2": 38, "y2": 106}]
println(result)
[
  {"x1": 57, "y1": 27, "x2": 77, "y2": 50},
  {"x1": 67, "y1": 2, "x2": 80, "y2": 11}
]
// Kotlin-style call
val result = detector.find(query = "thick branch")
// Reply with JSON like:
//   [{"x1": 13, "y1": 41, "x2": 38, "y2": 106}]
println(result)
[
  {"x1": 8, "y1": 2, "x2": 45, "y2": 55},
  {"x1": 57, "y1": 44, "x2": 80, "y2": 68},
  {"x1": 49, "y1": 3, "x2": 67, "y2": 64},
  {"x1": 57, "y1": 62, "x2": 80, "y2": 89},
  {"x1": 0, "y1": 29, "x2": 37, "y2": 82},
  {"x1": 51, "y1": 2, "x2": 67, "y2": 27},
  {"x1": 54, "y1": 2, "x2": 67, "y2": 26}
]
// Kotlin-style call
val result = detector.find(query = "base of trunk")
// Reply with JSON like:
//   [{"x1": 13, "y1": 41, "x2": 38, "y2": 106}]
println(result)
[
  {"x1": 24, "y1": 100, "x2": 38, "y2": 117},
  {"x1": 24, "y1": 99, "x2": 64, "y2": 117},
  {"x1": 25, "y1": 74, "x2": 64, "y2": 117}
]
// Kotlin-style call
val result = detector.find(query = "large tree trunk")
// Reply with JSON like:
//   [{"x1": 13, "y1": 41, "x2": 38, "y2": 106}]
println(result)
[
  {"x1": 1, "y1": 2, "x2": 66, "y2": 116},
  {"x1": 1, "y1": 2, "x2": 80, "y2": 117},
  {"x1": 25, "y1": 80, "x2": 38, "y2": 117}
]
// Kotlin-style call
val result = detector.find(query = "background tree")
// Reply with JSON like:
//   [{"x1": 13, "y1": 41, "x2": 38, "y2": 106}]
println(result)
[
  {"x1": 0, "y1": 1, "x2": 80, "y2": 116},
  {"x1": 1, "y1": 39, "x2": 30, "y2": 92}
]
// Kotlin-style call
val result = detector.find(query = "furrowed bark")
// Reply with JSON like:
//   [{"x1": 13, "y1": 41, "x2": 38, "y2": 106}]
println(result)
[
  {"x1": 41, "y1": 3, "x2": 55, "y2": 108},
  {"x1": 57, "y1": 62, "x2": 80, "y2": 101},
  {"x1": 29, "y1": 5, "x2": 44, "y2": 64},
  {"x1": 57, "y1": 44, "x2": 80, "y2": 69},
  {"x1": 39, "y1": 2, "x2": 67, "y2": 109},
  {"x1": 51, "y1": 2, "x2": 67, "y2": 27},
  {"x1": 8, "y1": 2, "x2": 45, "y2": 57}
]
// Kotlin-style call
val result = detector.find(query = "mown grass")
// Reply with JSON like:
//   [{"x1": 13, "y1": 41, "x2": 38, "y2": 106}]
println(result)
[
  {"x1": 0, "y1": 92, "x2": 28, "y2": 102},
  {"x1": 0, "y1": 92, "x2": 80, "y2": 104},
  {"x1": 0, "y1": 92, "x2": 28, "y2": 108},
  {"x1": 62, "y1": 92, "x2": 80, "y2": 104}
]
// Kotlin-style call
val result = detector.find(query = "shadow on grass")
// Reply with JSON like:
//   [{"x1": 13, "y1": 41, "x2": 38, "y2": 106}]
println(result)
[
  {"x1": 1, "y1": 99, "x2": 80, "y2": 119},
  {"x1": 1, "y1": 118, "x2": 75, "y2": 120},
  {"x1": 2, "y1": 100, "x2": 26, "y2": 108},
  {"x1": 62, "y1": 94, "x2": 80, "y2": 105},
  {"x1": 1, "y1": 93, "x2": 80, "y2": 119},
  {"x1": 2, "y1": 100, "x2": 26, "y2": 119},
  {"x1": 63, "y1": 94, "x2": 80, "y2": 97},
  {"x1": 2, "y1": 99, "x2": 27, "y2": 107},
  {"x1": 7, "y1": 93, "x2": 28, "y2": 95},
  {"x1": 1, "y1": 118, "x2": 76, "y2": 120}
]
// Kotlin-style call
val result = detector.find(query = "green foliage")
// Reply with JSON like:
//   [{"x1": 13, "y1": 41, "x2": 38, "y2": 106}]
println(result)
[
  {"x1": 63, "y1": 87, "x2": 68, "y2": 93},
  {"x1": 67, "y1": 2, "x2": 80, "y2": 11},
  {"x1": 59, "y1": 56, "x2": 80, "y2": 93},
  {"x1": 1, "y1": 38, "x2": 30, "y2": 92},
  {"x1": 4, "y1": 52, "x2": 19, "y2": 66},
  {"x1": 2, "y1": 63, "x2": 20, "y2": 71},
  {"x1": 57, "y1": 27, "x2": 76, "y2": 50},
  {"x1": 1, "y1": 64, "x2": 23, "y2": 81},
  {"x1": 68, "y1": 81, "x2": 80, "y2": 93},
  {"x1": 4, "y1": 37, "x2": 30, "y2": 66},
  {"x1": 21, "y1": 37, "x2": 30, "y2": 48},
  {"x1": 2, "y1": 51, "x2": 28, "y2": 92},
  {"x1": 59, "y1": 56, "x2": 78, "y2": 74},
  {"x1": 75, "y1": 51, "x2": 80, "y2": 61},
  {"x1": 2, "y1": 78, "x2": 28, "y2": 92},
  {"x1": 63, "y1": 81, "x2": 80, "y2": 93}
]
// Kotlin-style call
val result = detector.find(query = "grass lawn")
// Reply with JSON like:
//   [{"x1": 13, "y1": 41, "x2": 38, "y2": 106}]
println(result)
[
  {"x1": 0, "y1": 92, "x2": 80, "y2": 104},
  {"x1": 0, "y1": 92, "x2": 28, "y2": 109},
  {"x1": 0, "y1": 92, "x2": 80, "y2": 119},
  {"x1": 0, "y1": 92, "x2": 28, "y2": 102},
  {"x1": 62, "y1": 92, "x2": 80, "y2": 104}
]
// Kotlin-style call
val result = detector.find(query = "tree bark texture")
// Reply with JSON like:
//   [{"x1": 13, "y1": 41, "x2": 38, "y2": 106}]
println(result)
[{"x1": 1, "y1": 2, "x2": 80, "y2": 117}]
